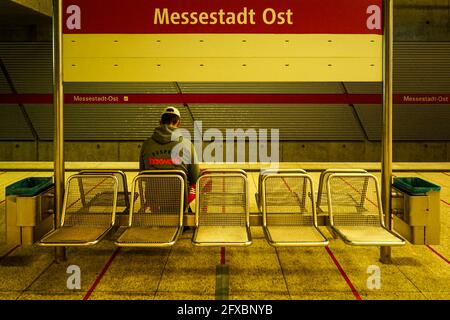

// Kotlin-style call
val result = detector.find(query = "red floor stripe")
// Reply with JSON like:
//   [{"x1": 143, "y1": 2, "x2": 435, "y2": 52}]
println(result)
[
  {"x1": 83, "y1": 247, "x2": 121, "y2": 300},
  {"x1": 281, "y1": 176, "x2": 305, "y2": 208},
  {"x1": 426, "y1": 245, "x2": 450, "y2": 265},
  {"x1": 0, "y1": 245, "x2": 20, "y2": 260},
  {"x1": 325, "y1": 246, "x2": 362, "y2": 300},
  {"x1": 423, "y1": 175, "x2": 450, "y2": 264},
  {"x1": 220, "y1": 247, "x2": 226, "y2": 265},
  {"x1": 281, "y1": 177, "x2": 294, "y2": 193}
]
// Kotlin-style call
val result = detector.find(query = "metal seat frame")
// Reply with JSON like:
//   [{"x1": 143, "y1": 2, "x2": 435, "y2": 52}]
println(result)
[
  {"x1": 326, "y1": 173, "x2": 405, "y2": 246},
  {"x1": 201, "y1": 168, "x2": 248, "y2": 177},
  {"x1": 316, "y1": 169, "x2": 368, "y2": 212},
  {"x1": 192, "y1": 170, "x2": 252, "y2": 247},
  {"x1": 38, "y1": 174, "x2": 119, "y2": 247},
  {"x1": 256, "y1": 169, "x2": 307, "y2": 210},
  {"x1": 78, "y1": 170, "x2": 130, "y2": 214},
  {"x1": 115, "y1": 170, "x2": 187, "y2": 247},
  {"x1": 261, "y1": 172, "x2": 328, "y2": 247}
]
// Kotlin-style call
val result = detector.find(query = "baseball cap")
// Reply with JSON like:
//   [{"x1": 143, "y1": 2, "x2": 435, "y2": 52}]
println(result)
[{"x1": 161, "y1": 106, "x2": 181, "y2": 118}]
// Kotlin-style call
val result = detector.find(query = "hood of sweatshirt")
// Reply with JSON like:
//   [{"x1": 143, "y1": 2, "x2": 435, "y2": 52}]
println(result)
[{"x1": 151, "y1": 124, "x2": 178, "y2": 144}]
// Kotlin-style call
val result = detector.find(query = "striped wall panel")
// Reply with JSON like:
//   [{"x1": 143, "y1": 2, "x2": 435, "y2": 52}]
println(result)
[
  {"x1": 355, "y1": 104, "x2": 450, "y2": 141},
  {"x1": 24, "y1": 104, "x2": 193, "y2": 141},
  {"x1": 188, "y1": 104, "x2": 365, "y2": 141},
  {"x1": 0, "y1": 104, "x2": 34, "y2": 140}
]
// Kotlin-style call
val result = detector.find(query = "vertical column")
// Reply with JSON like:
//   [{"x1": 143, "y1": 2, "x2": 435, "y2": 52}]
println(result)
[
  {"x1": 53, "y1": 0, "x2": 66, "y2": 262},
  {"x1": 380, "y1": 0, "x2": 393, "y2": 264}
]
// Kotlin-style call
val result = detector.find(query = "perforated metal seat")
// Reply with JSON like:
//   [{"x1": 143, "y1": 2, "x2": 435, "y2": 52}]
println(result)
[
  {"x1": 40, "y1": 226, "x2": 111, "y2": 244},
  {"x1": 261, "y1": 172, "x2": 328, "y2": 247},
  {"x1": 316, "y1": 169, "x2": 368, "y2": 214},
  {"x1": 115, "y1": 170, "x2": 186, "y2": 247},
  {"x1": 39, "y1": 174, "x2": 119, "y2": 246},
  {"x1": 256, "y1": 169, "x2": 306, "y2": 210},
  {"x1": 78, "y1": 170, "x2": 130, "y2": 214},
  {"x1": 327, "y1": 173, "x2": 405, "y2": 246},
  {"x1": 192, "y1": 170, "x2": 251, "y2": 246}
]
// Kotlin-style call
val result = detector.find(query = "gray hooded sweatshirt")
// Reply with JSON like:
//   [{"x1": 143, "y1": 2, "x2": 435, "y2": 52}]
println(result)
[{"x1": 139, "y1": 124, "x2": 200, "y2": 185}]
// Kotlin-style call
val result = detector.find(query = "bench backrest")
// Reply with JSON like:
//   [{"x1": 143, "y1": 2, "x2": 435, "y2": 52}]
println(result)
[
  {"x1": 327, "y1": 173, "x2": 383, "y2": 227},
  {"x1": 63, "y1": 174, "x2": 118, "y2": 227},
  {"x1": 262, "y1": 173, "x2": 316, "y2": 227},
  {"x1": 196, "y1": 171, "x2": 249, "y2": 227},
  {"x1": 129, "y1": 170, "x2": 186, "y2": 227}
]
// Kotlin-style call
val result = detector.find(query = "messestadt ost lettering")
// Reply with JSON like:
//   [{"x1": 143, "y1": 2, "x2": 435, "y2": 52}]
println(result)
[
  {"x1": 62, "y1": 0, "x2": 383, "y2": 34},
  {"x1": 153, "y1": 7, "x2": 293, "y2": 26}
]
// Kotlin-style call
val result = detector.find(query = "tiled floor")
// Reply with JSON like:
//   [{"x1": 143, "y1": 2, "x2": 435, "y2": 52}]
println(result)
[{"x1": 0, "y1": 164, "x2": 449, "y2": 300}]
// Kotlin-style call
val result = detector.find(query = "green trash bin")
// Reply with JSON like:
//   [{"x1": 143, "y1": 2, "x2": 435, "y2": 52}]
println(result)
[
  {"x1": 393, "y1": 177, "x2": 441, "y2": 195},
  {"x1": 392, "y1": 177, "x2": 441, "y2": 245},
  {"x1": 6, "y1": 177, "x2": 53, "y2": 197},
  {"x1": 5, "y1": 177, "x2": 55, "y2": 245}
]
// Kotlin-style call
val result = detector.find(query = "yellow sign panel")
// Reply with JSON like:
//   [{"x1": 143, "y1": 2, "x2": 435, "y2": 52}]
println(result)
[{"x1": 63, "y1": 34, "x2": 382, "y2": 82}]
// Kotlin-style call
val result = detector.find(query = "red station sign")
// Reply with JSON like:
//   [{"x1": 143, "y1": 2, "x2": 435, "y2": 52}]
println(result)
[{"x1": 62, "y1": 0, "x2": 383, "y2": 34}]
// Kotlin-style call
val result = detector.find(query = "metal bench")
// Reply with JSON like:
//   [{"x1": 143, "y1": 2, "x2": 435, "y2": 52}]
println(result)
[
  {"x1": 192, "y1": 170, "x2": 251, "y2": 246},
  {"x1": 327, "y1": 173, "x2": 405, "y2": 246},
  {"x1": 115, "y1": 170, "x2": 186, "y2": 247},
  {"x1": 38, "y1": 174, "x2": 119, "y2": 246},
  {"x1": 260, "y1": 171, "x2": 328, "y2": 247}
]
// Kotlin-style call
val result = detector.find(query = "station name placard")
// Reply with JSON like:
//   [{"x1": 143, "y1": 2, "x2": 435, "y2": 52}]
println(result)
[{"x1": 62, "y1": 0, "x2": 383, "y2": 34}]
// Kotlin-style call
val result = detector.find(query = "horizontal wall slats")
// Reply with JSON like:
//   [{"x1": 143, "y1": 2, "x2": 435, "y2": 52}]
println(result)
[
  {"x1": 25, "y1": 104, "x2": 193, "y2": 141},
  {"x1": 189, "y1": 104, "x2": 364, "y2": 141},
  {"x1": 0, "y1": 70, "x2": 11, "y2": 93},
  {"x1": 0, "y1": 105, "x2": 34, "y2": 140},
  {"x1": 22, "y1": 104, "x2": 364, "y2": 141},
  {"x1": 178, "y1": 82, "x2": 344, "y2": 94},
  {"x1": 0, "y1": 43, "x2": 52, "y2": 93},
  {"x1": 65, "y1": 82, "x2": 179, "y2": 94},
  {"x1": 394, "y1": 42, "x2": 450, "y2": 93},
  {"x1": 355, "y1": 104, "x2": 450, "y2": 140}
]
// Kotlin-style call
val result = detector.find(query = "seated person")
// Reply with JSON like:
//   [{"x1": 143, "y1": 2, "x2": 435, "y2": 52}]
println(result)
[{"x1": 139, "y1": 106, "x2": 199, "y2": 206}]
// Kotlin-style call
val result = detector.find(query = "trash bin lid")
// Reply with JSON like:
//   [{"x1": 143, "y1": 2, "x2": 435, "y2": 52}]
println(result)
[
  {"x1": 393, "y1": 177, "x2": 441, "y2": 195},
  {"x1": 6, "y1": 177, "x2": 53, "y2": 197}
]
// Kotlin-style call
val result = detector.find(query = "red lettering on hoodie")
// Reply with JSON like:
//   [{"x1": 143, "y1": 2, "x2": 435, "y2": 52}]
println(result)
[{"x1": 147, "y1": 157, "x2": 182, "y2": 165}]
